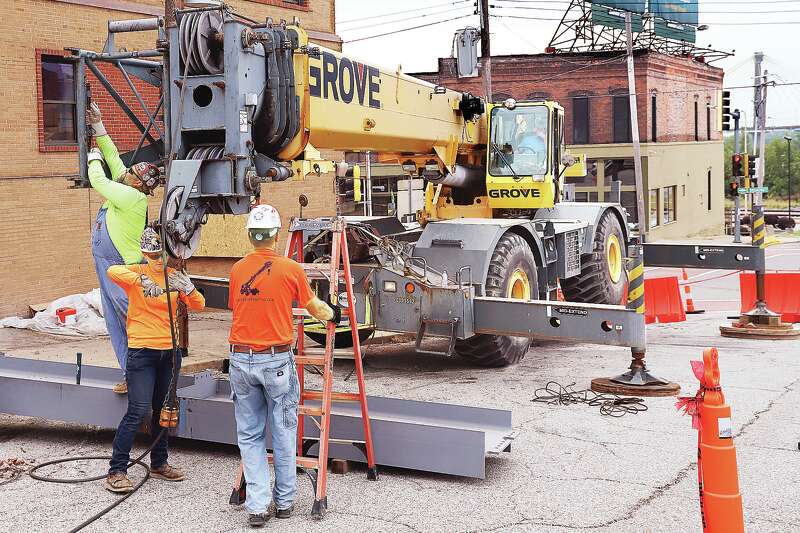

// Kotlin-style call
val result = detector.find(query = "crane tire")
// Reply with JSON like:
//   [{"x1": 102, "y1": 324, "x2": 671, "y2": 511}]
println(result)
[
  {"x1": 561, "y1": 210, "x2": 627, "y2": 305},
  {"x1": 454, "y1": 232, "x2": 537, "y2": 367}
]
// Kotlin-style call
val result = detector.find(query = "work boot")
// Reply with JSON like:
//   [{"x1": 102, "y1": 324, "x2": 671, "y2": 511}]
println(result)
[
  {"x1": 269, "y1": 502, "x2": 294, "y2": 519},
  {"x1": 113, "y1": 380, "x2": 128, "y2": 394},
  {"x1": 248, "y1": 512, "x2": 271, "y2": 528},
  {"x1": 104, "y1": 472, "x2": 133, "y2": 494},
  {"x1": 150, "y1": 464, "x2": 185, "y2": 481}
]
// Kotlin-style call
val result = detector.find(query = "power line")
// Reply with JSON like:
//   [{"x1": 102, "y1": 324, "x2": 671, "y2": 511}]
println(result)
[
  {"x1": 491, "y1": 13, "x2": 800, "y2": 23},
  {"x1": 340, "y1": 6, "x2": 474, "y2": 33},
  {"x1": 494, "y1": 0, "x2": 800, "y2": 4},
  {"x1": 492, "y1": 3, "x2": 800, "y2": 13},
  {"x1": 337, "y1": 0, "x2": 471, "y2": 25},
  {"x1": 343, "y1": 14, "x2": 476, "y2": 43}
]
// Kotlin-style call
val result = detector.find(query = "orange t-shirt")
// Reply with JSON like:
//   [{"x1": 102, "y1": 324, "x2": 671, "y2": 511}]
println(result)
[
  {"x1": 107, "y1": 263, "x2": 206, "y2": 349},
  {"x1": 228, "y1": 248, "x2": 316, "y2": 350}
]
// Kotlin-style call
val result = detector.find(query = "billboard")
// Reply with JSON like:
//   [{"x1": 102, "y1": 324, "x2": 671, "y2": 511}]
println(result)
[
  {"x1": 653, "y1": 18, "x2": 696, "y2": 43},
  {"x1": 593, "y1": 0, "x2": 647, "y2": 14},
  {"x1": 650, "y1": 0, "x2": 699, "y2": 26},
  {"x1": 591, "y1": 4, "x2": 644, "y2": 31}
]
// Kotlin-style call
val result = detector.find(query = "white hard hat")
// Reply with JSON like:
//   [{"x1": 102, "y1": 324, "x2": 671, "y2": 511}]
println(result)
[
  {"x1": 140, "y1": 227, "x2": 163, "y2": 253},
  {"x1": 247, "y1": 204, "x2": 282, "y2": 230}
]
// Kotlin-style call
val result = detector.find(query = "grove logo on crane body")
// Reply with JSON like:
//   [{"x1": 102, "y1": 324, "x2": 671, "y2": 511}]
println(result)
[
  {"x1": 309, "y1": 51, "x2": 381, "y2": 109},
  {"x1": 488, "y1": 188, "x2": 541, "y2": 199}
]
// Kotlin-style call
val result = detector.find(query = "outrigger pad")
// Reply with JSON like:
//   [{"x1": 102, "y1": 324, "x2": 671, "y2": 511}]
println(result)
[
  {"x1": 367, "y1": 466, "x2": 379, "y2": 481},
  {"x1": 311, "y1": 497, "x2": 327, "y2": 519}
]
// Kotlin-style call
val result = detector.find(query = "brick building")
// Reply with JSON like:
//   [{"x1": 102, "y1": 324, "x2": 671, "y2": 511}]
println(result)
[
  {"x1": 411, "y1": 51, "x2": 725, "y2": 239},
  {"x1": 0, "y1": 0, "x2": 339, "y2": 318}
]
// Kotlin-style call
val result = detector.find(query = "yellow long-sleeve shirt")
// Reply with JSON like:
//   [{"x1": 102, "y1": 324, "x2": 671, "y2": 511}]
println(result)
[{"x1": 108, "y1": 263, "x2": 205, "y2": 349}]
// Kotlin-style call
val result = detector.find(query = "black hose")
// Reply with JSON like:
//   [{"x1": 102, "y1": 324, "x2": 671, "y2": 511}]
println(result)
[{"x1": 28, "y1": 428, "x2": 166, "y2": 533}]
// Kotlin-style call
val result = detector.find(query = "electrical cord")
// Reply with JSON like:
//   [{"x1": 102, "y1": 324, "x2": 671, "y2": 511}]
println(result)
[
  {"x1": 28, "y1": 432, "x2": 165, "y2": 533},
  {"x1": 531, "y1": 381, "x2": 647, "y2": 417}
]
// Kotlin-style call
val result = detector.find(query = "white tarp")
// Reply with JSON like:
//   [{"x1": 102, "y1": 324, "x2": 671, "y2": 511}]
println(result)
[{"x1": 0, "y1": 289, "x2": 108, "y2": 337}]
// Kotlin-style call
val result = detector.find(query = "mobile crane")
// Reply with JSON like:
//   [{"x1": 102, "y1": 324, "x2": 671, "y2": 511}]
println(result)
[{"x1": 81, "y1": 5, "x2": 641, "y2": 367}]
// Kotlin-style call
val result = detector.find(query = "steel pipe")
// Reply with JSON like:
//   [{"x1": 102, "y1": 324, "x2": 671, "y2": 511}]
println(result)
[
  {"x1": 108, "y1": 17, "x2": 161, "y2": 33},
  {"x1": 426, "y1": 165, "x2": 484, "y2": 189}
]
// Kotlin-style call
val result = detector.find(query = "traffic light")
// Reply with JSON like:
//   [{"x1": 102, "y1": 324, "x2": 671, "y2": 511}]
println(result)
[
  {"x1": 729, "y1": 178, "x2": 739, "y2": 196},
  {"x1": 731, "y1": 153, "x2": 743, "y2": 176},
  {"x1": 721, "y1": 90, "x2": 731, "y2": 131},
  {"x1": 747, "y1": 155, "x2": 757, "y2": 178}
]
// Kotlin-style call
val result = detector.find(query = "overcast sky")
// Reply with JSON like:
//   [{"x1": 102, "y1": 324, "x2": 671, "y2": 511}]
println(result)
[{"x1": 335, "y1": 0, "x2": 800, "y2": 127}]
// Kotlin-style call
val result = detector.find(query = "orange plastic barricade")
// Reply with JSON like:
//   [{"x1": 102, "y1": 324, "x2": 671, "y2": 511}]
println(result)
[
  {"x1": 739, "y1": 272, "x2": 800, "y2": 323},
  {"x1": 644, "y1": 276, "x2": 686, "y2": 324},
  {"x1": 676, "y1": 348, "x2": 744, "y2": 533}
]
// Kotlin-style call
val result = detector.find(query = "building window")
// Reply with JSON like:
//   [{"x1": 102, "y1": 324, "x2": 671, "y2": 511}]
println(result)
[
  {"x1": 663, "y1": 186, "x2": 677, "y2": 224},
  {"x1": 651, "y1": 94, "x2": 657, "y2": 142},
  {"x1": 707, "y1": 170, "x2": 712, "y2": 210},
  {"x1": 706, "y1": 104, "x2": 711, "y2": 141},
  {"x1": 613, "y1": 96, "x2": 631, "y2": 143},
  {"x1": 252, "y1": 0, "x2": 308, "y2": 8},
  {"x1": 41, "y1": 55, "x2": 77, "y2": 146},
  {"x1": 492, "y1": 92, "x2": 511, "y2": 103},
  {"x1": 572, "y1": 97, "x2": 589, "y2": 144},
  {"x1": 694, "y1": 101, "x2": 699, "y2": 142},
  {"x1": 649, "y1": 189, "x2": 659, "y2": 229},
  {"x1": 604, "y1": 159, "x2": 636, "y2": 186}
]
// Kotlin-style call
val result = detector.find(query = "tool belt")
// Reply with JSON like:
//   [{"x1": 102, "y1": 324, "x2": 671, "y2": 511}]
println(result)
[{"x1": 230, "y1": 343, "x2": 292, "y2": 355}]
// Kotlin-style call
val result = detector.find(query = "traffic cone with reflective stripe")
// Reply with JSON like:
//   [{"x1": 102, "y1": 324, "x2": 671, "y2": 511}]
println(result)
[
  {"x1": 677, "y1": 348, "x2": 744, "y2": 533},
  {"x1": 682, "y1": 269, "x2": 705, "y2": 314}
]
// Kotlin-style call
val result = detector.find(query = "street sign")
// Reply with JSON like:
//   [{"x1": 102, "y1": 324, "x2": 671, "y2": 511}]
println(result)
[{"x1": 738, "y1": 187, "x2": 769, "y2": 194}]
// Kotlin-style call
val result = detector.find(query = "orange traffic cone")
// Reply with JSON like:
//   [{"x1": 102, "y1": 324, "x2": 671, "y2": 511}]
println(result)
[
  {"x1": 676, "y1": 348, "x2": 744, "y2": 533},
  {"x1": 681, "y1": 268, "x2": 705, "y2": 314}
]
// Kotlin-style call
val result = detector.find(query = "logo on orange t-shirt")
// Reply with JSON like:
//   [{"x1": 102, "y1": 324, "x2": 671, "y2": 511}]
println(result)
[{"x1": 240, "y1": 260, "x2": 273, "y2": 296}]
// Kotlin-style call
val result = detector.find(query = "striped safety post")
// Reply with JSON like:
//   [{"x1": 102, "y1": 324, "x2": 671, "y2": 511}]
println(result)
[
  {"x1": 627, "y1": 245, "x2": 645, "y2": 315},
  {"x1": 751, "y1": 205, "x2": 766, "y2": 248}
]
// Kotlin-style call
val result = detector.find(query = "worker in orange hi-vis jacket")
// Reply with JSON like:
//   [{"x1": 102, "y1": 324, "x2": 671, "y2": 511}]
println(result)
[
  {"x1": 227, "y1": 204, "x2": 341, "y2": 528},
  {"x1": 102, "y1": 227, "x2": 205, "y2": 495}
]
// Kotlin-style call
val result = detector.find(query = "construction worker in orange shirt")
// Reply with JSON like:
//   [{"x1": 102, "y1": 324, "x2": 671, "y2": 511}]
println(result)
[
  {"x1": 227, "y1": 204, "x2": 341, "y2": 528},
  {"x1": 103, "y1": 227, "x2": 205, "y2": 494}
]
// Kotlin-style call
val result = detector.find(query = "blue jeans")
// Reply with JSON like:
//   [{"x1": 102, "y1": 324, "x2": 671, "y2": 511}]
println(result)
[
  {"x1": 92, "y1": 208, "x2": 129, "y2": 377},
  {"x1": 109, "y1": 348, "x2": 183, "y2": 474},
  {"x1": 230, "y1": 350, "x2": 299, "y2": 514}
]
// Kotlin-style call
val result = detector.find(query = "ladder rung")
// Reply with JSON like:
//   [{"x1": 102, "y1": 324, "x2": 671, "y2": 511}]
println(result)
[
  {"x1": 302, "y1": 436, "x2": 366, "y2": 445},
  {"x1": 300, "y1": 264, "x2": 334, "y2": 280},
  {"x1": 296, "y1": 355, "x2": 327, "y2": 366},
  {"x1": 298, "y1": 404, "x2": 323, "y2": 417},
  {"x1": 293, "y1": 308, "x2": 310, "y2": 317},
  {"x1": 302, "y1": 390, "x2": 361, "y2": 402},
  {"x1": 267, "y1": 454, "x2": 320, "y2": 469},
  {"x1": 303, "y1": 347, "x2": 355, "y2": 357}
]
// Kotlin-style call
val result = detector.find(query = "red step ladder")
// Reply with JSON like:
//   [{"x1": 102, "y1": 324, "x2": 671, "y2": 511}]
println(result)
[{"x1": 229, "y1": 217, "x2": 378, "y2": 519}]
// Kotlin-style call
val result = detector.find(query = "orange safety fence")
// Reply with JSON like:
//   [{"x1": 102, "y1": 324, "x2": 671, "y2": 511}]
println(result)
[
  {"x1": 644, "y1": 276, "x2": 686, "y2": 324},
  {"x1": 739, "y1": 271, "x2": 800, "y2": 323}
]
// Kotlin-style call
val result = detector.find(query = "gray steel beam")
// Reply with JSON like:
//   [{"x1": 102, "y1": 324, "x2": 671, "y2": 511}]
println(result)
[
  {"x1": 473, "y1": 297, "x2": 646, "y2": 347},
  {"x1": 643, "y1": 243, "x2": 765, "y2": 271},
  {"x1": 0, "y1": 356, "x2": 514, "y2": 479},
  {"x1": 178, "y1": 373, "x2": 514, "y2": 479}
]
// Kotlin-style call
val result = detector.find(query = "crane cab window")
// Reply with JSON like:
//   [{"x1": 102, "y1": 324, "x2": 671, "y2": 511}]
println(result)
[{"x1": 489, "y1": 106, "x2": 549, "y2": 178}]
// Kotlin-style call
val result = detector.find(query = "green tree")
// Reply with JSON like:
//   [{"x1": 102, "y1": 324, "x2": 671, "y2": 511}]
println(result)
[{"x1": 763, "y1": 132, "x2": 800, "y2": 199}]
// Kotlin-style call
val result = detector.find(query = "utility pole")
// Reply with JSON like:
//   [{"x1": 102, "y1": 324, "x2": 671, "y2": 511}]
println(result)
[
  {"x1": 785, "y1": 136, "x2": 793, "y2": 216},
  {"x1": 478, "y1": 0, "x2": 493, "y2": 101},
  {"x1": 756, "y1": 70, "x2": 768, "y2": 205},
  {"x1": 751, "y1": 52, "x2": 763, "y2": 152},
  {"x1": 625, "y1": 12, "x2": 646, "y2": 239}
]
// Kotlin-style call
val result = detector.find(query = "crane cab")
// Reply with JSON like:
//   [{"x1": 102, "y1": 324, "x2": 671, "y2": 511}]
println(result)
[{"x1": 485, "y1": 100, "x2": 566, "y2": 210}]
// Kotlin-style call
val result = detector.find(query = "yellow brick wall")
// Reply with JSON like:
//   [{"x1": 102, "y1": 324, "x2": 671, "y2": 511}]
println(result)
[{"x1": 0, "y1": 0, "x2": 337, "y2": 318}]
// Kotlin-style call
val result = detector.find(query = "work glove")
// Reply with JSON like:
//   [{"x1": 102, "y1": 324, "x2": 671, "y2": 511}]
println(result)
[
  {"x1": 140, "y1": 274, "x2": 164, "y2": 298},
  {"x1": 86, "y1": 102, "x2": 107, "y2": 137},
  {"x1": 328, "y1": 303, "x2": 343, "y2": 326},
  {"x1": 87, "y1": 148, "x2": 104, "y2": 164},
  {"x1": 168, "y1": 271, "x2": 195, "y2": 295}
]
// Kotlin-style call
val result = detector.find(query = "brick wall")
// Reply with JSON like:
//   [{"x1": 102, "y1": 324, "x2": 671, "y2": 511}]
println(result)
[
  {"x1": 0, "y1": 0, "x2": 337, "y2": 318},
  {"x1": 412, "y1": 51, "x2": 724, "y2": 145}
]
